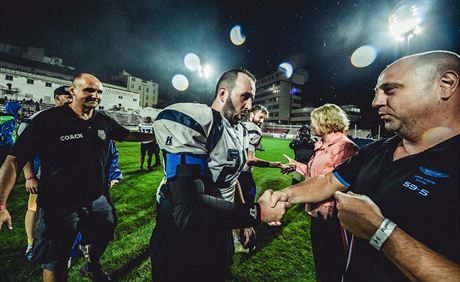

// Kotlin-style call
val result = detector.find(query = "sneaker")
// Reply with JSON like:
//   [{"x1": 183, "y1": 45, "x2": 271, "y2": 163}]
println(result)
[
  {"x1": 80, "y1": 263, "x2": 112, "y2": 282},
  {"x1": 25, "y1": 245, "x2": 33, "y2": 262}
]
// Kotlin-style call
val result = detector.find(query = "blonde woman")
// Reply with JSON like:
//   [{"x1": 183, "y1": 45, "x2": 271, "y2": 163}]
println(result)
[{"x1": 283, "y1": 104, "x2": 359, "y2": 282}]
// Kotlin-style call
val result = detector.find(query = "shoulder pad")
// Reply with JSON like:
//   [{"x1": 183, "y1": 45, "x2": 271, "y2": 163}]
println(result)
[{"x1": 154, "y1": 103, "x2": 213, "y2": 155}]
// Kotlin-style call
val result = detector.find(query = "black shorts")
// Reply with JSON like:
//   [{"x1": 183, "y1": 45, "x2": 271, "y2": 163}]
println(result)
[
  {"x1": 150, "y1": 203, "x2": 233, "y2": 281},
  {"x1": 32, "y1": 195, "x2": 115, "y2": 271},
  {"x1": 140, "y1": 142, "x2": 157, "y2": 156}
]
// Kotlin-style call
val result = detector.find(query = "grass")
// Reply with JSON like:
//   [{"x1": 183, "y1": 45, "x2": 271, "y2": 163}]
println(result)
[{"x1": 0, "y1": 138, "x2": 315, "y2": 281}]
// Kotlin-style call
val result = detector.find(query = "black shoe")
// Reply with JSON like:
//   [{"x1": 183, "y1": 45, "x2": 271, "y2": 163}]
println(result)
[
  {"x1": 137, "y1": 167, "x2": 144, "y2": 173},
  {"x1": 80, "y1": 263, "x2": 111, "y2": 282}
]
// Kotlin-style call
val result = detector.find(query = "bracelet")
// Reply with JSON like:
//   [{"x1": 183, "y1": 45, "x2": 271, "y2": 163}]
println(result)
[
  {"x1": 370, "y1": 218, "x2": 397, "y2": 251},
  {"x1": 26, "y1": 176, "x2": 36, "y2": 181},
  {"x1": 0, "y1": 203, "x2": 6, "y2": 211}
]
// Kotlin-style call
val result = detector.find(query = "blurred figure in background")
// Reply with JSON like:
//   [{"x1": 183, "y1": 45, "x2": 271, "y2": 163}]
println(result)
[
  {"x1": 288, "y1": 125, "x2": 315, "y2": 184},
  {"x1": 0, "y1": 101, "x2": 21, "y2": 165}
]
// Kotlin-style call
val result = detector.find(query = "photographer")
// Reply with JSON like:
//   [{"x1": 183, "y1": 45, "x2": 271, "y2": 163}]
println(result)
[{"x1": 288, "y1": 126, "x2": 315, "y2": 184}]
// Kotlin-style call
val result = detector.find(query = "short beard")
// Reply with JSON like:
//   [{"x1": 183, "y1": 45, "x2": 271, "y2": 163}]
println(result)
[
  {"x1": 222, "y1": 97, "x2": 236, "y2": 124},
  {"x1": 222, "y1": 96, "x2": 245, "y2": 124}
]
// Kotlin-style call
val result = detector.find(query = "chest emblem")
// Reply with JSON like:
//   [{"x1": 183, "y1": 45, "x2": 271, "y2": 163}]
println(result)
[
  {"x1": 419, "y1": 166, "x2": 449, "y2": 178},
  {"x1": 98, "y1": 130, "x2": 106, "y2": 140}
]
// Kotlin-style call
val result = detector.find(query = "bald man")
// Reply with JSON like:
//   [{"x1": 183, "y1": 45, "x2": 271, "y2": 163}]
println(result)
[
  {"x1": 0, "y1": 73, "x2": 154, "y2": 282},
  {"x1": 270, "y1": 51, "x2": 460, "y2": 281}
]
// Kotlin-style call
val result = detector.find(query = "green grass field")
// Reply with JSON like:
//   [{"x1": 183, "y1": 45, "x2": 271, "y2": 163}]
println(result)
[{"x1": 0, "y1": 138, "x2": 315, "y2": 281}]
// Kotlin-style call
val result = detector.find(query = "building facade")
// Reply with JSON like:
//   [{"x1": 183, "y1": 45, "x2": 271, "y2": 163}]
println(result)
[{"x1": 254, "y1": 70, "x2": 303, "y2": 124}]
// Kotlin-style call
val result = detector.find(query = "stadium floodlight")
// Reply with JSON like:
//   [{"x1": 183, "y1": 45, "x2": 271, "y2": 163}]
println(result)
[
  {"x1": 202, "y1": 64, "x2": 212, "y2": 79},
  {"x1": 388, "y1": 1, "x2": 426, "y2": 41}
]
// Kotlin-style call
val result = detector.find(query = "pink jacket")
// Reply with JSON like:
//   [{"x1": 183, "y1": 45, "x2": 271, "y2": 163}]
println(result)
[{"x1": 296, "y1": 132, "x2": 359, "y2": 219}]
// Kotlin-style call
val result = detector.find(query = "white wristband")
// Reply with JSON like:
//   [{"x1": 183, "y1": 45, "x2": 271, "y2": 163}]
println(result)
[{"x1": 370, "y1": 218, "x2": 397, "y2": 251}]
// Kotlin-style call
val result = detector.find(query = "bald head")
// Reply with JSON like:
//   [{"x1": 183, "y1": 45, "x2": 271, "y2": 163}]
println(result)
[
  {"x1": 384, "y1": 51, "x2": 460, "y2": 83},
  {"x1": 72, "y1": 73, "x2": 102, "y2": 88},
  {"x1": 374, "y1": 50, "x2": 460, "y2": 140}
]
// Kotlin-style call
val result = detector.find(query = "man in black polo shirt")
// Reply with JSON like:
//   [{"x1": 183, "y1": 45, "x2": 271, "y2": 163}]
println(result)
[
  {"x1": 0, "y1": 73, "x2": 153, "y2": 282},
  {"x1": 269, "y1": 51, "x2": 460, "y2": 281}
]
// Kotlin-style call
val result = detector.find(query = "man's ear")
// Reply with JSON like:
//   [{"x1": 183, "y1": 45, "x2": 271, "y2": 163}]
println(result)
[
  {"x1": 218, "y1": 87, "x2": 228, "y2": 103},
  {"x1": 439, "y1": 71, "x2": 459, "y2": 100},
  {"x1": 69, "y1": 85, "x2": 76, "y2": 96}
]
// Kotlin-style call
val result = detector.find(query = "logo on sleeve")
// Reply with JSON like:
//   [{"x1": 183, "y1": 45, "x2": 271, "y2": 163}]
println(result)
[{"x1": 165, "y1": 136, "x2": 172, "y2": 146}]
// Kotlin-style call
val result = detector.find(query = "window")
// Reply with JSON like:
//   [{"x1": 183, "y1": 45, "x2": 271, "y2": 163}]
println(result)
[
  {"x1": 146, "y1": 88, "x2": 149, "y2": 92},
  {"x1": 131, "y1": 77, "x2": 136, "y2": 81},
  {"x1": 5, "y1": 75, "x2": 13, "y2": 81},
  {"x1": 27, "y1": 79, "x2": 34, "y2": 84},
  {"x1": 45, "y1": 82, "x2": 52, "y2": 87},
  {"x1": 138, "y1": 86, "x2": 141, "y2": 90},
  {"x1": 133, "y1": 98, "x2": 137, "y2": 102},
  {"x1": 118, "y1": 96, "x2": 123, "y2": 99},
  {"x1": 131, "y1": 84, "x2": 134, "y2": 88}
]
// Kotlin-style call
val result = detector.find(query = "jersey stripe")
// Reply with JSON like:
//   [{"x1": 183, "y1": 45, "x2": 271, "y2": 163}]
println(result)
[{"x1": 156, "y1": 109, "x2": 206, "y2": 137}]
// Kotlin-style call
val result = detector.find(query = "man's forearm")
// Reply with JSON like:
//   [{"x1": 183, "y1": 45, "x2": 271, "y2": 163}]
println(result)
[
  {"x1": 22, "y1": 162, "x2": 35, "y2": 179},
  {"x1": 247, "y1": 157, "x2": 278, "y2": 167},
  {"x1": 0, "y1": 156, "x2": 19, "y2": 204},
  {"x1": 125, "y1": 131, "x2": 154, "y2": 142},
  {"x1": 283, "y1": 172, "x2": 345, "y2": 204},
  {"x1": 383, "y1": 227, "x2": 460, "y2": 281}
]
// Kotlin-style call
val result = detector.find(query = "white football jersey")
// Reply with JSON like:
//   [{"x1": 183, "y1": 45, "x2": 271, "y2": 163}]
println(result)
[
  {"x1": 242, "y1": 121, "x2": 262, "y2": 172},
  {"x1": 154, "y1": 103, "x2": 249, "y2": 202},
  {"x1": 138, "y1": 122, "x2": 154, "y2": 144}
]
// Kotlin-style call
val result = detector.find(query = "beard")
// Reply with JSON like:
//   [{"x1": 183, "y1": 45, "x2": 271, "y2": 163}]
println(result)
[{"x1": 222, "y1": 96, "x2": 247, "y2": 124}]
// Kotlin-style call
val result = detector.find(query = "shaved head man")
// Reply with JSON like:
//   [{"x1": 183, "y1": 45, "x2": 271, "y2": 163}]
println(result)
[{"x1": 269, "y1": 51, "x2": 460, "y2": 281}]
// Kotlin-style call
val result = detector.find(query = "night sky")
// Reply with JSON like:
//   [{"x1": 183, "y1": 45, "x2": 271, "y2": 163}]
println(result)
[{"x1": 1, "y1": 0, "x2": 459, "y2": 127}]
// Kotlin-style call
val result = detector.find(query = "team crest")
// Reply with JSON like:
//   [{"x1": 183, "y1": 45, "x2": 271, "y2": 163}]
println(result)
[{"x1": 98, "y1": 130, "x2": 106, "y2": 140}]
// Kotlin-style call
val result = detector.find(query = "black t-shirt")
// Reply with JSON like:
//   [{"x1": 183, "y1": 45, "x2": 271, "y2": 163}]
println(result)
[
  {"x1": 333, "y1": 134, "x2": 460, "y2": 281},
  {"x1": 10, "y1": 105, "x2": 130, "y2": 209}
]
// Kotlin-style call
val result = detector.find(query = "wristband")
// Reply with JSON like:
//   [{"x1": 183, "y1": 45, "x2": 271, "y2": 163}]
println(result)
[
  {"x1": 370, "y1": 218, "x2": 397, "y2": 251},
  {"x1": 26, "y1": 176, "x2": 36, "y2": 181},
  {"x1": 0, "y1": 203, "x2": 6, "y2": 211}
]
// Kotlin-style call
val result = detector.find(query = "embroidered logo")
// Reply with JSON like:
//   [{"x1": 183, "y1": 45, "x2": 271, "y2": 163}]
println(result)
[
  {"x1": 98, "y1": 130, "x2": 106, "y2": 140},
  {"x1": 419, "y1": 166, "x2": 449, "y2": 178},
  {"x1": 165, "y1": 136, "x2": 172, "y2": 146}
]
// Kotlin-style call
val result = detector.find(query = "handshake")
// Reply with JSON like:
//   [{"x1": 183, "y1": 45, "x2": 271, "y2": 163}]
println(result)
[{"x1": 257, "y1": 189, "x2": 291, "y2": 226}]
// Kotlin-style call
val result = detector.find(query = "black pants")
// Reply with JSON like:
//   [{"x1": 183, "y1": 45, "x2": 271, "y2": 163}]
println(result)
[
  {"x1": 140, "y1": 142, "x2": 160, "y2": 167},
  {"x1": 150, "y1": 203, "x2": 232, "y2": 282},
  {"x1": 32, "y1": 196, "x2": 115, "y2": 271},
  {"x1": 310, "y1": 215, "x2": 347, "y2": 282}
]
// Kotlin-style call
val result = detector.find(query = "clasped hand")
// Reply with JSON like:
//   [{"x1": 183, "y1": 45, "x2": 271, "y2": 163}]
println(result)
[{"x1": 258, "y1": 189, "x2": 291, "y2": 226}]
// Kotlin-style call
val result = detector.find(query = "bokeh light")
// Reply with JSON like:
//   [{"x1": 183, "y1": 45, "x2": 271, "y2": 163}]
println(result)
[
  {"x1": 278, "y1": 62, "x2": 293, "y2": 78},
  {"x1": 184, "y1": 53, "x2": 201, "y2": 71},
  {"x1": 171, "y1": 74, "x2": 189, "y2": 91},
  {"x1": 351, "y1": 45, "x2": 378, "y2": 68},
  {"x1": 291, "y1": 69, "x2": 309, "y2": 85},
  {"x1": 230, "y1": 25, "x2": 246, "y2": 46}
]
